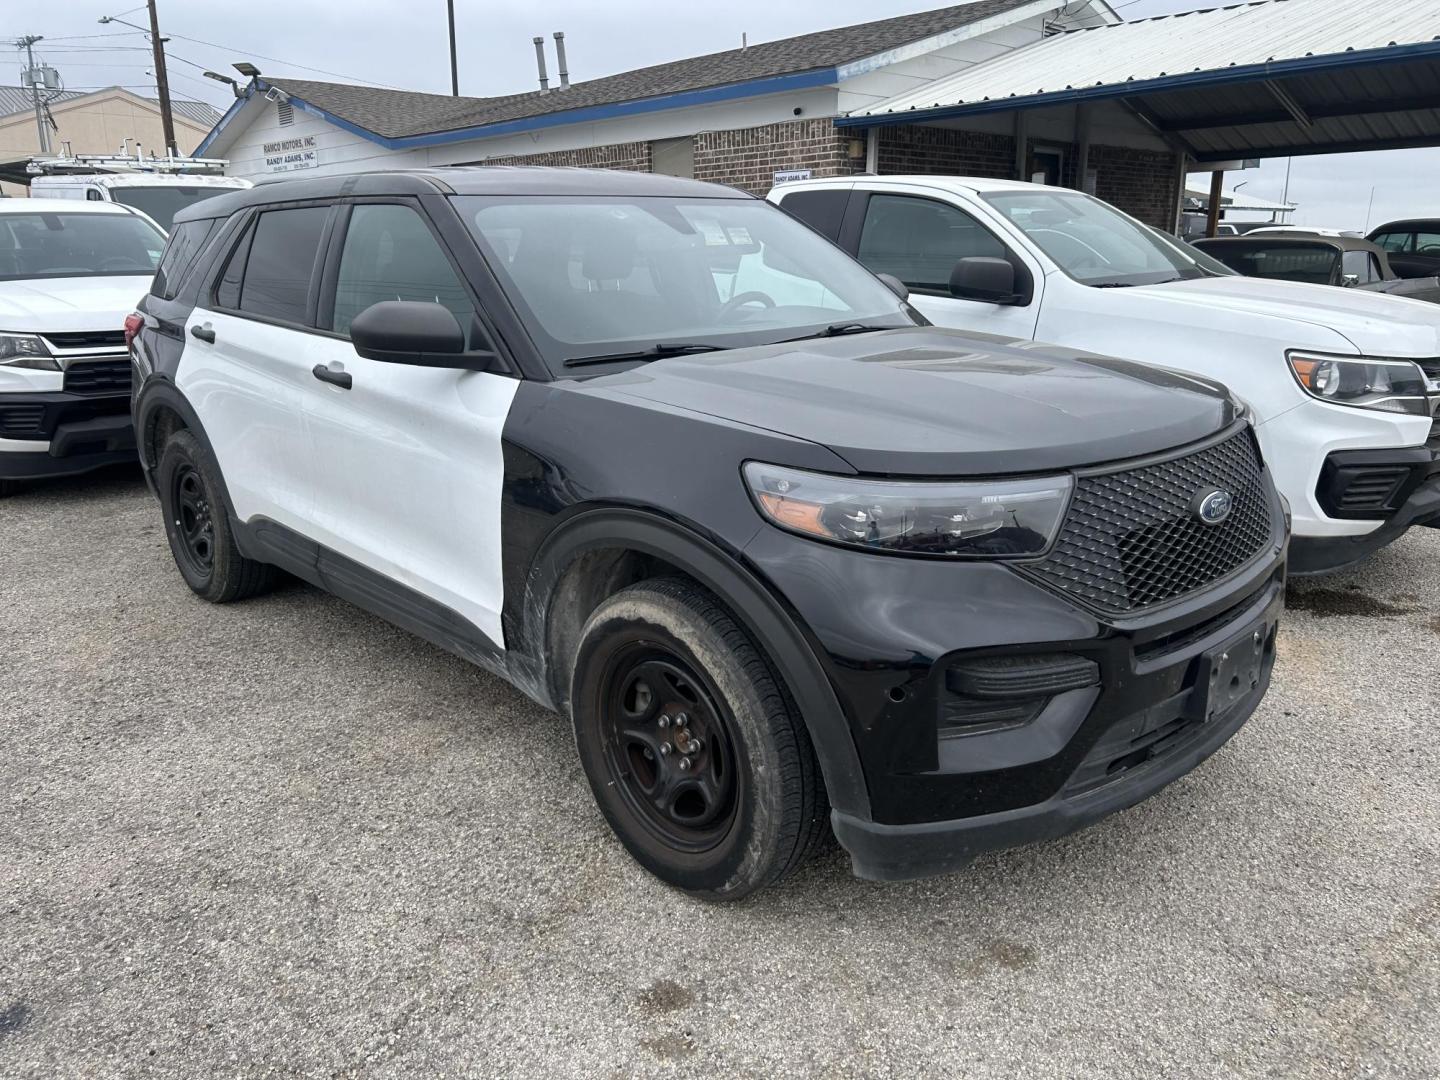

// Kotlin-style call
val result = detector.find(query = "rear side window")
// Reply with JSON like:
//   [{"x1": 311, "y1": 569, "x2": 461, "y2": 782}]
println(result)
[
  {"x1": 228, "y1": 205, "x2": 330, "y2": 324},
  {"x1": 1372, "y1": 232, "x2": 1411, "y2": 253},
  {"x1": 857, "y1": 194, "x2": 1007, "y2": 292},
  {"x1": 778, "y1": 189, "x2": 849, "y2": 243},
  {"x1": 151, "y1": 219, "x2": 216, "y2": 300},
  {"x1": 330, "y1": 203, "x2": 479, "y2": 343}
]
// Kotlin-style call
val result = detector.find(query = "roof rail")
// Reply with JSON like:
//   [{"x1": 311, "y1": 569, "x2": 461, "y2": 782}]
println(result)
[{"x1": 26, "y1": 151, "x2": 232, "y2": 177}]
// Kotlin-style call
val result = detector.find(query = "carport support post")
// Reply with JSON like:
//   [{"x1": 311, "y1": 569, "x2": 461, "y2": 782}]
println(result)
[
  {"x1": 1205, "y1": 169, "x2": 1224, "y2": 238},
  {"x1": 1014, "y1": 110, "x2": 1029, "y2": 182}
]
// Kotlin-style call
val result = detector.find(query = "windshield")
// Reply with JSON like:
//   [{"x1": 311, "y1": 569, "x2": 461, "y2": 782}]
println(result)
[
  {"x1": 454, "y1": 195, "x2": 915, "y2": 372},
  {"x1": 984, "y1": 189, "x2": 1203, "y2": 287},
  {"x1": 1147, "y1": 227, "x2": 1237, "y2": 277},
  {"x1": 110, "y1": 185, "x2": 232, "y2": 231},
  {"x1": 0, "y1": 211, "x2": 166, "y2": 281}
]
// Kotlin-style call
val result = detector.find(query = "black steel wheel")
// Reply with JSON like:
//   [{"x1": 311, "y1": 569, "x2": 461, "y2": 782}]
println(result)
[
  {"x1": 600, "y1": 649, "x2": 740, "y2": 852},
  {"x1": 571, "y1": 577, "x2": 829, "y2": 900},
  {"x1": 157, "y1": 429, "x2": 278, "y2": 603},
  {"x1": 170, "y1": 462, "x2": 215, "y2": 578}
]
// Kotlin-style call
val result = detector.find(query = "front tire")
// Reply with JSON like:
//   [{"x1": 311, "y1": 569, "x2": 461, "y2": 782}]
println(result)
[
  {"x1": 157, "y1": 429, "x2": 277, "y2": 603},
  {"x1": 570, "y1": 578, "x2": 829, "y2": 900}
]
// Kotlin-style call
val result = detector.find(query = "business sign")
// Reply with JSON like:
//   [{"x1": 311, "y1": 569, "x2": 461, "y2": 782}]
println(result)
[
  {"x1": 263, "y1": 134, "x2": 319, "y2": 173},
  {"x1": 773, "y1": 169, "x2": 812, "y2": 186}
]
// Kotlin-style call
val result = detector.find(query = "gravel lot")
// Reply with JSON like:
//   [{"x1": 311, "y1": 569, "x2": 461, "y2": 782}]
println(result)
[{"x1": 2, "y1": 466, "x2": 1438, "y2": 1079}]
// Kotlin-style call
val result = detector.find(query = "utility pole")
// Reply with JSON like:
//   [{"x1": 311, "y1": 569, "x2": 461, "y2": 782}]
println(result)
[
  {"x1": 145, "y1": 0, "x2": 178, "y2": 155},
  {"x1": 446, "y1": 0, "x2": 459, "y2": 96},
  {"x1": 17, "y1": 36, "x2": 51, "y2": 154}
]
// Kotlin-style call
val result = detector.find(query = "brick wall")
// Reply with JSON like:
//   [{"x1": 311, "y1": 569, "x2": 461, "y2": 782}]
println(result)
[
  {"x1": 464, "y1": 141, "x2": 652, "y2": 171},
  {"x1": 875, "y1": 125, "x2": 1015, "y2": 179},
  {"x1": 694, "y1": 118, "x2": 863, "y2": 195},
  {"x1": 1088, "y1": 144, "x2": 1179, "y2": 229}
]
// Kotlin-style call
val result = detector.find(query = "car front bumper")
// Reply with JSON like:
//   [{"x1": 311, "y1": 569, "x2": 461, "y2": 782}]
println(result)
[
  {"x1": 0, "y1": 389, "x2": 136, "y2": 482},
  {"x1": 830, "y1": 579, "x2": 1281, "y2": 880},
  {"x1": 1288, "y1": 442, "x2": 1440, "y2": 574}
]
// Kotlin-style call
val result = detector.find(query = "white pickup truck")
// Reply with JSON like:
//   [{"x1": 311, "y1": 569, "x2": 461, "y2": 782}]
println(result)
[{"x1": 769, "y1": 176, "x2": 1440, "y2": 574}]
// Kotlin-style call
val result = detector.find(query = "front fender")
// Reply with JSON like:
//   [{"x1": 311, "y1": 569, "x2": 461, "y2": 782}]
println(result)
[{"x1": 511, "y1": 506, "x2": 872, "y2": 820}]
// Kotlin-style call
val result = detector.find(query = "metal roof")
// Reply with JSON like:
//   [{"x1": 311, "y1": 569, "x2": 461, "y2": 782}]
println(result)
[
  {"x1": 1183, "y1": 186, "x2": 1294, "y2": 211},
  {"x1": 0, "y1": 86, "x2": 221, "y2": 128},
  {"x1": 842, "y1": 0, "x2": 1440, "y2": 162}
]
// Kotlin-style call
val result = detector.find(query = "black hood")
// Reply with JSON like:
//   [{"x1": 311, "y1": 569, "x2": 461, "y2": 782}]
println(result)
[{"x1": 585, "y1": 327, "x2": 1236, "y2": 476}]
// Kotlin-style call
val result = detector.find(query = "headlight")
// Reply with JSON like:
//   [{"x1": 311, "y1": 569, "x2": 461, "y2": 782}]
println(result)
[
  {"x1": 1287, "y1": 351, "x2": 1429, "y2": 416},
  {"x1": 0, "y1": 333, "x2": 58, "y2": 371},
  {"x1": 743, "y1": 462, "x2": 1071, "y2": 558}
]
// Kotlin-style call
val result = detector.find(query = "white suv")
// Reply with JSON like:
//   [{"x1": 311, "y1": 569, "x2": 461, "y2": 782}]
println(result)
[
  {"x1": 770, "y1": 176, "x2": 1440, "y2": 574},
  {"x1": 0, "y1": 199, "x2": 167, "y2": 496}
]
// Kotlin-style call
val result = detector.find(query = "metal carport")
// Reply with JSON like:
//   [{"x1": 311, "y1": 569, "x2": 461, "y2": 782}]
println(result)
[{"x1": 839, "y1": 0, "x2": 1440, "y2": 232}]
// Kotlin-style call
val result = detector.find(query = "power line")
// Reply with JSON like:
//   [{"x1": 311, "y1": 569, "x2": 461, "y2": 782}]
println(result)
[{"x1": 159, "y1": 29, "x2": 409, "y2": 89}]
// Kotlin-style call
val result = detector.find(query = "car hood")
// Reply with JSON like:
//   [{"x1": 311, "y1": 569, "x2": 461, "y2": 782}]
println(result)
[
  {"x1": 588, "y1": 327, "x2": 1235, "y2": 475},
  {"x1": 0, "y1": 276, "x2": 151, "y2": 333},
  {"x1": 1143, "y1": 276, "x2": 1440, "y2": 355}
]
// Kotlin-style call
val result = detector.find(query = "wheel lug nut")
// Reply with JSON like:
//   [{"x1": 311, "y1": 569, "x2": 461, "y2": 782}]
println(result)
[
  {"x1": 659, "y1": 743, "x2": 672, "y2": 756},
  {"x1": 679, "y1": 756, "x2": 691, "y2": 771},
  {"x1": 658, "y1": 716, "x2": 670, "y2": 729},
  {"x1": 674, "y1": 713, "x2": 688, "y2": 728}
]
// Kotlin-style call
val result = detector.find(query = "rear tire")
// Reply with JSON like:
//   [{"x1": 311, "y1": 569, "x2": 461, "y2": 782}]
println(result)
[
  {"x1": 0, "y1": 479, "x2": 19, "y2": 498},
  {"x1": 570, "y1": 577, "x2": 829, "y2": 900},
  {"x1": 157, "y1": 429, "x2": 277, "y2": 603}
]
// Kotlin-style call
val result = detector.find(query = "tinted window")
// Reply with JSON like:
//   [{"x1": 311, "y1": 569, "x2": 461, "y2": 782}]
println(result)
[
  {"x1": 1202, "y1": 243, "x2": 1336, "y2": 284},
  {"x1": 779, "y1": 189, "x2": 849, "y2": 242},
  {"x1": 151, "y1": 219, "x2": 216, "y2": 300},
  {"x1": 235, "y1": 206, "x2": 329, "y2": 324},
  {"x1": 857, "y1": 194, "x2": 1007, "y2": 292},
  {"x1": 1342, "y1": 249, "x2": 1381, "y2": 284},
  {"x1": 1415, "y1": 232, "x2": 1440, "y2": 254},
  {"x1": 331, "y1": 204, "x2": 480, "y2": 345},
  {"x1": 85, "y1": 189, "x2": 105, "y2": 202},
  {"x1": 0, "y1": 211, "x2": 166, "y2": 281},
  {"x1": 1372, "y1": 232, "x2": 1411, "y2": 253}
]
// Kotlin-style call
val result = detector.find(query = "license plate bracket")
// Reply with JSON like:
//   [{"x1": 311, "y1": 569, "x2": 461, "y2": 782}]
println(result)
[{"x1": 1191, "y1": 620, "x2": 1273, "y2": 722}]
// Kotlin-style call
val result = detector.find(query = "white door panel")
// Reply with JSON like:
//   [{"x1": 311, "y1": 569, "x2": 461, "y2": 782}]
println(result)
[
  {"x1": 179, "y1": 307, "x2": 321, "y2": 529},
  {"x1": 303, "y1": 338, "x2": 518, "y2": 649}
]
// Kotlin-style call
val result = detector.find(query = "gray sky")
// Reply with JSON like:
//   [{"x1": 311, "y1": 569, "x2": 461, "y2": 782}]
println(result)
[{"x1": 5, "y1": 0, "x2": 1435, "y2": 230}]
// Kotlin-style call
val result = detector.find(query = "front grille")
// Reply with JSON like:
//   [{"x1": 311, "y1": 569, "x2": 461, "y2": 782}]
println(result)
[
  {"x1": 63, "y1": 358, "x2": 133, "y2": 395},
  {"x1": 1022, "y1": 429, "x2": 1273, "y2": 614},
  {"x1": 44, "y1": 329, "x2": 127, "y2": 350},
  {"x1": 0, "y1": 403, "x2": 47, "y2": 437}
]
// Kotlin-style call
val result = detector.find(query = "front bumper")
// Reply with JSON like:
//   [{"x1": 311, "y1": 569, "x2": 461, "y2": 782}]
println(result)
[
  {"x1": 0, "y1": 388, "x2": 136, "y2": 481},
  {"x1": 832, "y1": 578, "x2": 1281, "y2": 880},
  {"x1": 1289, "y1": 443, "x2": 1440, "y2": 575}
]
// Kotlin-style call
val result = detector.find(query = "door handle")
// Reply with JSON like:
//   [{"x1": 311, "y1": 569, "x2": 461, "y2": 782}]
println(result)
[
  {"x1": 312, "y1": 363, "x2": 352, "y2": 390},
  {"x1": 190, "y1": 324, "x2": 215, "y2": 343}
]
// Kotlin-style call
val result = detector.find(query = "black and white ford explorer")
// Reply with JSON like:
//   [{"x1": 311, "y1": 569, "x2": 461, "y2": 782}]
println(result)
[{"x1": 132, "y1": 168, "x2": 1287, "y2": 898}]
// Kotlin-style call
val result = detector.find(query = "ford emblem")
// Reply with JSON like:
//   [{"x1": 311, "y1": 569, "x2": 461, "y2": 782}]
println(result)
[{"x1": 1193, "y1": 489, "x2": 1233, "y2": 526}]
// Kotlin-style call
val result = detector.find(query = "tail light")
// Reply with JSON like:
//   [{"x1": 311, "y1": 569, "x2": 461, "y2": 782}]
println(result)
[{"x1": 123, "y1": 313, "x2": 144, "y2": 351}]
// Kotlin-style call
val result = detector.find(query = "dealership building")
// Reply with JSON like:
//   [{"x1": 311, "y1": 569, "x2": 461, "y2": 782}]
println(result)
[{"x1": 197, "y1": 0, "x2": 1440, "y2": 229}]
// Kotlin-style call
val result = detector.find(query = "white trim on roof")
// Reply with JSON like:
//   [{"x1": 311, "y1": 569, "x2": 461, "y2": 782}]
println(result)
[
  {"x1": 835, "y1": 0, "x2": 1110, "y2": 80},
  {"x1": 847, "y1": 0, "x2": 1440, "y2": 118}
]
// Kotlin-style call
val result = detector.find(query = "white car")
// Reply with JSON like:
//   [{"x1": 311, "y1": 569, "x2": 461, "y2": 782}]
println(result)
[
  {"x1": 769, "y1": 176, "x2": 1440, "y2": 574},
  {"x1": 0, "y1": 198, "x2": 168, "y2": 496},
  {"x1": 30, "y1": 173, "x2": 252, "y2": 233}
]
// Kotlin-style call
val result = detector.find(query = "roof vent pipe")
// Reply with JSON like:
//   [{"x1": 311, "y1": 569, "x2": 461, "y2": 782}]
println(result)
[
  {"x1": 532, "y1": 36, "x2": 550, "y2": 92},
  {"x1": 553, "y1": 32, "x2": 569, "y2": 88}
]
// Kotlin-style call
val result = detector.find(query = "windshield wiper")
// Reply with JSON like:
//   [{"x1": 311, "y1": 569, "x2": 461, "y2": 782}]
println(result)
[
  {"x1": 1092, "y1": 282, "x2": 1137, "y2": 288},
  {"x1": 779, "y1": 322, "x2": 896, "y2": 343},
  {"x1": 563, "y1": 343, "x2": 727, "y2": 368}
]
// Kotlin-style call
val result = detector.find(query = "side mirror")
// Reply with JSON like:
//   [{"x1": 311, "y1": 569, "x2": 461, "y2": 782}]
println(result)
[
  {"x1": 1341, "y1": 273, "x2": 1360, "y2": 287},
  {"x1": 950, "y1": 257, "x2": 1019, "y2": 304},
  {"x1": 877, "y1": 273, "x2": 909, "y2": 302},
  {"x1": 350, "y1": 301, "x2": 482, "y2": 369}
]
